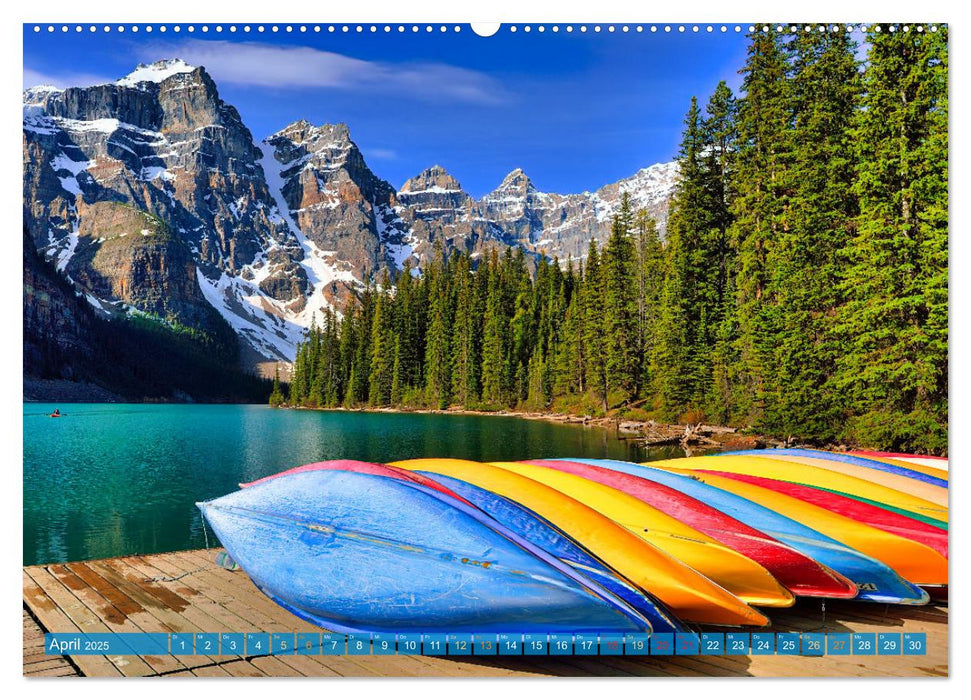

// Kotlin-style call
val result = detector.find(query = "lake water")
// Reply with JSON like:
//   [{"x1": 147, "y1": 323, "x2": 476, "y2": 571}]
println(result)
[{"x1": 23, "y1": 403, "x2": 686, "y2": 566}]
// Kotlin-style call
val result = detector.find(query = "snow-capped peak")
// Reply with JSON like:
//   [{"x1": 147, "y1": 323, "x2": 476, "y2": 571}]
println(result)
[
  {"x1": 22, "y1": 85, "x2": 63, "y2": 104},
  {"x1": 117, "y1": 59, "x2": 196, "y2": 87}
]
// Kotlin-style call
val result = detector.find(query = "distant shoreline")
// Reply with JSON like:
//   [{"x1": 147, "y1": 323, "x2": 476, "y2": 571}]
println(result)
[
  {"x1": 20, "y1": 386, "x2": 945, "y2": 457},
  {"x1": 281, "y1": 403, "x2": 771, "y2": 453}
]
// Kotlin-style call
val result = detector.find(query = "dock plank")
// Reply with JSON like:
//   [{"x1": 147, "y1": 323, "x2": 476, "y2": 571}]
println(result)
[
  {"x1": 24, "y1": 548, "x2": 949, "y2": 678},
  {"x1": 24, "y1": 568, "x2": 140, "y2": 677},
  {"x1": 46, "y1": 563, "x2": 186, "y2": 676}
]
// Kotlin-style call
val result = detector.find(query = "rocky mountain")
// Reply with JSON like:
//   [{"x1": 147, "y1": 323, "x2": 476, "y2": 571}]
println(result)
[{"x1": 23, "y1": 59, "x2": 679, "y2": 377}]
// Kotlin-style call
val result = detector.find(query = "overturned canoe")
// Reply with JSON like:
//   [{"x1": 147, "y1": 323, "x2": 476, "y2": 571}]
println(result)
[
  {"x1": 699, "y1": 471, "x2": 947, "y2": 559},
  {"x1": 661, "y1": 468, "x2": 948, "y2": 587},
  {"x1": 415, "y1": 470, "x2": 685, "y2": 634},
  {"x1": 718, "y1": 448, "x2": 947, "y2": 492},
  {"x1": 582, "y1": 459, "x2": 928, "y2": 605},
  {"x1": 528, "y1": 459, "x2": 857, "y2": 600},
  {"x1": 391, "y1": 458, "x2": 769, "y2": 627},
  {"x1": 655, "y1": 455, "x2": 948, "y2": 522},
  {"x1": 200, "y1": 463, "x2": 654, "y2": 634},
  {"x1": 488, "y1": 460, "x2": 795, "y2": 609}
]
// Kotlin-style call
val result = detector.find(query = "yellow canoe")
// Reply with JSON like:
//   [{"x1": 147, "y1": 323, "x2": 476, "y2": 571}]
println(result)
[
  {"x1": 742, "y1": 454, "x2": 948, "y2": 507},
  {"x1": 656, "y1": 467, "x2": 948, "y2": 586},
  {"x1": 390, "y1": 458, "x2": 769, "y2": 626},
  {"x1": 651, "y1": 456, "x2": 948, "y2": 523},
  {"x1": 488, "y1": 461, "x2": 794, "y2": 608}
]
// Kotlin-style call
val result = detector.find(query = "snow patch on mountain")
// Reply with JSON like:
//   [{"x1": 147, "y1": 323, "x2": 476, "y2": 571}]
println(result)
[
  {"x1": 54, "y1": 221, "x2": 79, "y2": 272},
  {"x1": 117, "y1": 59, "x2": 196, "y2": 87},
  {"x1": 186, "y1": 140, "x2": 365, "y2": 360},
  {"x1": 195, "y1": 269, "x2": 298, "y2": 362}
]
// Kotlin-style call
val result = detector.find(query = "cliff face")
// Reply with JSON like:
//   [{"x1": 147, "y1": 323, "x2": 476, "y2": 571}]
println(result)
[{"x1": 23, "y1": 59, "x2": 679, "y2": 373}]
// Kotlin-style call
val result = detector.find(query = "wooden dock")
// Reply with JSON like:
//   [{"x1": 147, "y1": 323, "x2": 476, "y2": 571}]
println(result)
[{"x1": 24, "y1": 548, "x2": 948, "y2": 678}]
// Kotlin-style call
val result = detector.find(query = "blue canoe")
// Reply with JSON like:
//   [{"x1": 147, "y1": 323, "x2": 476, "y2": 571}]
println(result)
[
  {"x1": 199, "y1": 468, "x2": 654, "y2": 634},
  {"x1": 721, "y1": 449, "x2": 947, "y2": 488},
  {"x1": 565, "y1": 459, "x2": 929, "y2": 606},
  {"x1": 416, "y1": 471, "x2": 685, "y2": 634}
]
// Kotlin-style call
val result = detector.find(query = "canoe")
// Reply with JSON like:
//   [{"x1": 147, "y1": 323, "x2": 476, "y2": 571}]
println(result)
[
  {"x1": 810, "y1": 486, "x2": 948, "y2": 529},
  {"x1": 721, "y1": 452, "x2": 947, "y2": 506},
  {"x1": 415, "y1": 470, "x2": 684, "y2": 633},
  {"x1": 200, "y1": 463, "x2": 654, "y2": 634},
  {"x1": 525, "y1": 459, "x2": 857, "y2": 599},
  {"x1": 662, "y1": 468, "x2": 947, "y2": 586},
  {"x1": 390, "y1": 458, "x2": 769, "y2": 627},
  {"x1": 723, "y1": 448, "x2": 947, "y2": 487},
  {"x1": 579, "y1": 459, "x2": 929, "y2": 605},
  {"x1": 488, "y1": 460, "x2": 794, "y2": 609},
  {"x1": 697, "y1": 471, "x2": 947, "y2": 558},
  {"x1": 852, "y1": 451, "x2": 949, "y2": 471},
  {"x1": 654, "y1": 455, "x2": 948, "y2": 523}
]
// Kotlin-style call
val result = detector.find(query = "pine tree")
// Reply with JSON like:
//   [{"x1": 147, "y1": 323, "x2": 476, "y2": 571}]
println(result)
[
  {"x1": 730, "y1": 30, "x2": 793, "y2": 426},
  {"x1": 553, "y1": 260, "x2": 584, "y2": 397},
  {"x1": 480, "y1": 251, "x2": 505, "y2": 405},
  {"x1": 450, "y1": 254, "x2": 480, "y2": 406},
  {"x1": 652, "y1": 95, "x2": 726, "y2": 417},
  {"x1": 834, "y1": 25, "x2": 948, "y2": 452},
  {"x1": 423, "y1": 245, "x2": 453, "y2": 408},
  {"x1": 268, "y1": 365, "x2": 285, "y2": 407},
  {"x1": 634, "y1": 213, "x2": 664, "y2": 394},
  {"x1": 368, "y1": 279, "x2": 395, "y2": 406},
  {"x1": 701, "y1": 81, "x2": 740, "y2": 420},
  {"x1": 582, "y1": 240, "x2": 608, "y2": 412},
  {"x1": 602, "y1": 193, "x2": 640, "y2": 403},
  {"x1": 390, "y1": 337, "x2": 403, "y2": 405},
  {"x1": 762, "y1": 28, "x2": 861, "y2": 439},
  {"x1": 349, "y1": 286, "x2": 375, "y2": 406}
]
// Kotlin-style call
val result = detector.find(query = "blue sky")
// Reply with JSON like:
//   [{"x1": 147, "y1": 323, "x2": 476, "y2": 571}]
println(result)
[{"x1": 24, "y1": 25, "x2": 749, "y2": 197}]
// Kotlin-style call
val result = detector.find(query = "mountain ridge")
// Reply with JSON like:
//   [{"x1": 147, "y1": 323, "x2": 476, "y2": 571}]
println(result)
[{"x1": 23, "y1": 58, "x2": 679, "y2": 375}]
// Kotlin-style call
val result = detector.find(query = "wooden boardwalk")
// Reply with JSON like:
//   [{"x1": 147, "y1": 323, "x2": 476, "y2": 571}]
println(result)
[{"x1": 24, "y1": 548, "x2": 948, "y2": 678}]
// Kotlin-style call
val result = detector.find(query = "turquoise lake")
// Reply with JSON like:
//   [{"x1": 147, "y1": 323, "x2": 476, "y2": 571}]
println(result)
[{"x1": 23, "y1": 403, "x2": 685, "y2": 566}]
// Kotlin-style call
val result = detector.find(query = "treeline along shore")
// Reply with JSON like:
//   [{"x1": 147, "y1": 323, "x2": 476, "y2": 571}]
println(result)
[{"x1": 274, "y1": 28, "x2": 948, "y2": 455}]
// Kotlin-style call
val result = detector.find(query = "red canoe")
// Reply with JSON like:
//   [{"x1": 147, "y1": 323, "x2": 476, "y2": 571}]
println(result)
[
  {"x1": 525, "y1": 459, "x2": 858, "y2": 599},
  {"x1": 699, "y1": 470, "x2": 947, "y2": 559}
]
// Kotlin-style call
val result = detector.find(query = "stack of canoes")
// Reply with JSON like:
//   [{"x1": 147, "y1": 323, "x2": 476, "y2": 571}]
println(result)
[{"x1": 198, "y1": 449, "x2": 948, "y2": 635}]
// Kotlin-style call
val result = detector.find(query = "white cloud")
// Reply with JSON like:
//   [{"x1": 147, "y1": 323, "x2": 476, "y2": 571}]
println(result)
[
  {"x1": 365, "y1": 148, "x2": 398, "y2": 161},
  {"x1": 23, "y1": 67, "x2": 114, "y2": 90},
  {"x1": 136, "y1": 40, "x2": 508, "y2": 105}
]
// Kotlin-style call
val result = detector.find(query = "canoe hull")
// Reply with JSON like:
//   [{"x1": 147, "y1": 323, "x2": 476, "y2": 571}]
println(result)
[
  {"x1": 391, "y1": 458, "x2": 769, "y2": 627},
  {"x1": 658, "y1": 455, "x2": 948, "y2": 523},
  {"x1": 416, "y1": 470, "x2": 685, "y2": 634},
  {"x1": 489, "y1": 460, "x2": 794, "y2": 609},
  {"x1": 668, "y1": 468, "x2": 947, "y2": 587},
  {"x1": 533, "y1": 459, "x2": 857, "y2": 600},
  {"x1": 705, "y1": 471, "x2": 947, "y2": 558},
  {"x1": 577, "y1": 459, "x2": 929, "y2": 605},
  {"x1": 201, "y1": 469, "x2": 652, "y2": 633},
  {"x1": 725, "y1": 449, "x2": 947, "y2": 486}
]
